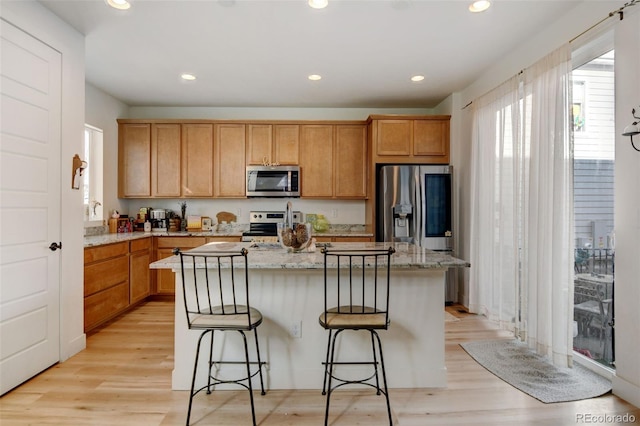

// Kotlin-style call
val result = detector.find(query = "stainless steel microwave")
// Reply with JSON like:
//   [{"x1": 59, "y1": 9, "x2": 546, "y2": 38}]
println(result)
[{"x1": 246, "y1": 165, "x2": 300, "y2": 197}]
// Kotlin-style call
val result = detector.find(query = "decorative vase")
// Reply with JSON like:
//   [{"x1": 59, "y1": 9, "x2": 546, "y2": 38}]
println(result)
[{"x1": 313, "y1": 215, "x2": 330, "y2": 233}]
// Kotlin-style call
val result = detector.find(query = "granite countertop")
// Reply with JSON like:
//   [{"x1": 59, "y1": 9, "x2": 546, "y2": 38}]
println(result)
[
  {"x1": 84, "y1": 227, "x2": 374, "y2": 248},
  {"x1": 83, "y1": 230, "x2": 242, "y2": 247},
  {"x1": 150, "y1": 241, "x2": 470, "y2": 270}
]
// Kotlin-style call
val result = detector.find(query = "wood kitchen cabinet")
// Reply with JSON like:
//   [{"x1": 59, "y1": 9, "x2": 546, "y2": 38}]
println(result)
[
  {"x1": 300, "y1": 123, "x2": 367, "y2": 199},
  {"x1": 118, "y1": 123, "x2": 151, "y2": 197},
  {"x1": 182, "y1": 123, "x2": 214, "y2": 197},
  {"x1": 154, "y1": 237, "x2": 206, "y2": 295},
  {"x1": 151, "y1": 124, "x2": 181, "y2": 197},
  {"x1": 84, "y1": 242, "x2": 130, "y2": 332},
  {"x1": 246, "y1": 124, "x2": 300, "y2": 165},
  {"x1": 369, "y1": 115, "x2": 450, "y2": 164},
  {"x1": 300, "y1": 124, "x2": 334, "y2": 198},
  {"x1": 335, "y1": 124, "x2": 367, "y2": 198},
  {"x1": 129, "y1": 237, "x2": 151, "y2": 304},
  {"x1": 214, "y1": 123, "x2": 246, "y2": 197},
  {"x1": 206, "y1": 236, "x2": 242, "y2": 243},
  {"x1": 314, "y1": 236, "x2": 373, "y2": 243}
]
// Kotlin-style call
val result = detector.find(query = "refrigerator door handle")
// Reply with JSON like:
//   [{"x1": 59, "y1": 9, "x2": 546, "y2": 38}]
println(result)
[{"x1": 414, "y1": 166, "x2": 423, "y2": 247}]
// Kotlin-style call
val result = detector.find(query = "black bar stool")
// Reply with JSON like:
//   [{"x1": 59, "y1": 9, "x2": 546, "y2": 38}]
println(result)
[
  {"x1": 176, "y1": 248, "x2": 266, "y2": 426},
  {"x1": 319, "y1": 246, "x2": 396, "y2": 426}
]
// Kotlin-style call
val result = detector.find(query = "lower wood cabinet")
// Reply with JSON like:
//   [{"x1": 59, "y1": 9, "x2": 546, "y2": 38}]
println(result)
[
  {"x1": 154, "y1": 237, "x2": 206, "y2": 295},
  {"x1": 314, "y1": 236, "x2": 373, "y2": 243},
  {"x1": 84, "y1": 242, "x2": 130, "y2": 332},
  {"x1": 153, "y1": 236, "x2": 242, "y2": 295},
  {"x1": 130, "y1": 238, "x2": 151, "y2": 304},
  {"x1": 84, "y1": 238, "x2": 152, "y2": 332}
]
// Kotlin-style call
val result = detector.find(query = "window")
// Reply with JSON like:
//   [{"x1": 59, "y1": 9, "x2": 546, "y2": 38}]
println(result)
[
  {"x1": 84, "y1": 124, "x2": 104, "y2": 223},
  {"x1": 571, "y1": 49, "x2": 615, "y2": 370},
  {"x1": 573, "y1": 80, "x2": 586, "y2": 132}
]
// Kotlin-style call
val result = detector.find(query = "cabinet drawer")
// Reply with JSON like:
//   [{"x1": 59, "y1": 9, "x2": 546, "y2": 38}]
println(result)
[
  {"x1": 84, "y1": 256, "x2": 129, "y2": 296},
  {"x1": 156, "y1": 237, "x2": 206, "y2": 249},
  {"x1": 130, "y1": 237, "x2": 151, "y2": 252},
  {"x1": 334, "y1": 237, "x2": 372, "y2": 242},
  {"x1": 84, "y1": 242, "x2": 128, "y2": 264},
  {"x1": 206, "y1": 236, "x2": 241, "y2": 243},
  {"x1": 84, "y1": 281, "x2": 129, "y2": 331}
]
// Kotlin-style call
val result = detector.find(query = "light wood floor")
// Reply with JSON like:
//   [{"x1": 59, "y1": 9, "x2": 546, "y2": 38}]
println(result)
[{"x1": 1, "y1": 301, "x2": 638, "y2": 425}]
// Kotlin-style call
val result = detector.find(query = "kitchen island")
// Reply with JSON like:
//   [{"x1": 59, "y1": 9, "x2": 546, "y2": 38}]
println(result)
[{"x1": 150, "y1": 241, "x2": 469, "y2": 391}]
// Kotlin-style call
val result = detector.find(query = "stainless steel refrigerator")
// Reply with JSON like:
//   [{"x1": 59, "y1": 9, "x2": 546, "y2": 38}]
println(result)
[{"x1": 376, "y1": 164, "x2": 456, "y2": 302}]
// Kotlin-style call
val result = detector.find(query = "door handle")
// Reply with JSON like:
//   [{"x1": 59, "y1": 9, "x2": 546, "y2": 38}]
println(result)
[{"x1": 49, "y1": 242, "x2": 62, "y2": 251}]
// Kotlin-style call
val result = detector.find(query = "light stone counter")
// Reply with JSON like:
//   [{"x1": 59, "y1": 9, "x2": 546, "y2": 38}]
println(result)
[
  {"x1": 84, "y1": 228, "x2": 373, "y2": 248},
  {"x1": 83, "y1": 230, "x2": 243, "y2": 248},
  {"x1": 150, "y1": 241, "x2": 469, "y2": 391},
  {"x1": 150, "y1": 241, "x2": 469, "y2": 270}
]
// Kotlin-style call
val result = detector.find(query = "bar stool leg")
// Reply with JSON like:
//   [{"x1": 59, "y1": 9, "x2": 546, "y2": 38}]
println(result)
[
  {"x1": 322, "y1": 329, "x2": 333, "y2": 395},
  {"x1": 324, "y1": 329, "x2": 342, "y2": 426},
  {"x1": 207, "y1": 330, "x2": 215, "y2": 394},
  {"x1": 187, "y1": 330, "x2": 209, "y2": 426},
  {"x1": 370, "y1": 330, "x2": 382, "y2": 395},
  {"x1": 373, "y1": 330, "x2": 392, "y2": 425},
  {"x1": 239, "y1": 330, "x2": 258, "y2": 426},
  {"x1": 253, "y1": 327, "x2": 266, "y2": 395}
]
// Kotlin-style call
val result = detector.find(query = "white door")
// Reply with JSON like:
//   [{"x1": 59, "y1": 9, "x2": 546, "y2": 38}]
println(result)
[{"x1": 0, "y1": 19, "x2": 62, "y2": 395}]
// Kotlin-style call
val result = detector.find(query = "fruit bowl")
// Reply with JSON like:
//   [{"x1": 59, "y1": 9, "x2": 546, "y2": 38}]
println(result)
[{"x1": 277, "y1": 222, "x2": 312, "y2": 252}]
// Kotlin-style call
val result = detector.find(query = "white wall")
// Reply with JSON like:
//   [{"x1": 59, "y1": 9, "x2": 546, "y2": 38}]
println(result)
[
  {"x1": 445, "y1": 2, "x2": 639, "y2": 406},
  {"x1": 85, "y1": 83, "x2": 130, "y2": 218},
  {"x1": 123, "y1": 198, "x2": 365, "y2": 226},
  {"x1": 611, "y1": 9, "x2": 640, "y2": 408},
  {"x1": 128, "y1": 106, "x2": 432, "y2": 121},
  {"x1": 1, "y1": 1, "x2": 87, "y2": 360}
]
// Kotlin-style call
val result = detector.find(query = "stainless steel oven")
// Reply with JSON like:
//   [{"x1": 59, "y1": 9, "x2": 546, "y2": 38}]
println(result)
[
  {"x1": 241, "y1": 211, "x2": 303, "y2": 242},
  {"x1": 246, "y1": 165, "x2": 300, "y2": 198}
]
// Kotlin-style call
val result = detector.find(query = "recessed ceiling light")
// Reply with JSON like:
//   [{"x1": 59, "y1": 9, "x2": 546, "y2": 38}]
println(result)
[
  {"x1": 308, "y1": 74, "x2": 322, "y2": 81},
  {"x1": 106, "y1": 0, "x2": 131, "y2": 10},
  {"x1": 181, "y1": 73, "x2": 197, "y2": 81},
  {"x1": 469, "y1": 0, "x2": 491, "y2": 12},
  {"x1": 411, "y1": 75, "x2": 425, "y2": 82},
  {"x1": 308, "y1": 0, "x2": 328, "y2": 9}
]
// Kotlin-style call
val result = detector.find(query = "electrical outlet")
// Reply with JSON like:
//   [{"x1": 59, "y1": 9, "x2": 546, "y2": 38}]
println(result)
[
  {"x1": 236, "y1": 208, "x2": 242, "y2": 219},
  {"x1": 290, "y1": 320, "x2": 302, "y2": 338},
  {"x1": 331, "y1": 209, "x2": 338, "y2": 218}
]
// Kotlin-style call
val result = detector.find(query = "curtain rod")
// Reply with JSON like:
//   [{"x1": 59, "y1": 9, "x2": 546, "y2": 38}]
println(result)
[
  {"x1": 462, "y1": 0, "x2": 638, "y2": 110},
  {"x1": 570, "y1": 0, "x2": 638, "y2": 43}
]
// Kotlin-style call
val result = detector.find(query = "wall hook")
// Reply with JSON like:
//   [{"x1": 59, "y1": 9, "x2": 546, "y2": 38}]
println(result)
[{"x1": 72, "y1": 154, "x2": 88, "y2": 190}]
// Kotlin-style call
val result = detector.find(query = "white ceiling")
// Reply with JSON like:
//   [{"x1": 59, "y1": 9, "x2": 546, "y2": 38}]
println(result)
[{"x1": 39, "y1": 0, "x2": 589, "y2": 108}]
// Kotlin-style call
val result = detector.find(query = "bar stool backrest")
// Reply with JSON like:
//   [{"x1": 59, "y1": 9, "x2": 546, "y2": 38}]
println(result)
[
  {"x1": 321, "y1": 247, "x2": 395, "y2": 330},
  {"x1": 177, "y1": 248, "x2": 253, "y2": 330}
]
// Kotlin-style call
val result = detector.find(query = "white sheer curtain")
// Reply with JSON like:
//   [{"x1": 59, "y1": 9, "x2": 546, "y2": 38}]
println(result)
[{"x1": 469, "y1": 44, "x2": 575, "y2": 367}]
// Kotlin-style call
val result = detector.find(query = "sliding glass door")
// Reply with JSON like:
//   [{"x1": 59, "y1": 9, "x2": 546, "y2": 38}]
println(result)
[{"x1": 572, "y1": 49, "x2": 615, "y2": 369}]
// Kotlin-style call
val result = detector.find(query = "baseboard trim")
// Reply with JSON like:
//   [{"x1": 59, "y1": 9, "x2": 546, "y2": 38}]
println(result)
[{"x1": 612, "y1": 374, "x2": 640, "y2": 408}]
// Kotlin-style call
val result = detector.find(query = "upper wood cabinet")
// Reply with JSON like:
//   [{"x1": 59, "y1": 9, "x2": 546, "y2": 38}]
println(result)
[
  {"x1": 118, "y1": 123, "x2": 151, "y2": 198},
  {"x1": 151, "y1": 124, "x2": 181, "y2": 197},
  {"x1": 335, "y1": 124, "x2": 367, "y2": 198},
  {"x1": 369, "y1": 115, "x2": 450, "y2": 164},
  {"x1": 182, "y1": 124, "x2": 214, "y2": 197},
  {"x1": 299, "y1": 123, "x2": 367, "y2": 199},
  {"x1": 246, "y1": 124, "x2": 299, "y2": 165},
  {"x1": 214, "y1": 123, "x2": 246, "y2": 197},
  {"x1": 300, "y1": 124, "x2": 334, "y2": 198},
  {"x1": 413, "y1": 119, "x2": 449, "y2": 157},
  {"x1": 118, "y1": 119, "x2": 368, "y2": 200}
]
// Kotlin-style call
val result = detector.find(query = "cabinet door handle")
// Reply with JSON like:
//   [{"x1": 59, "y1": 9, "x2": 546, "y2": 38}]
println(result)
[{"x1": 49, "y1": 242, "x2": 62, "y2": 251}]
